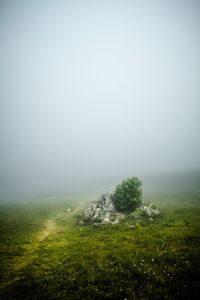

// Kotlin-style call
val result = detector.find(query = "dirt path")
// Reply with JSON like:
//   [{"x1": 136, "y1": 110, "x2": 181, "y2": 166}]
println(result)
[
  {"x1": 12, "y1": 201, "x2": 86, "y2": 273},
  {"x1": 0, "y1": 218, "x2": 57, "y2": 289},
  {"x1": 14, "y1": 219, "x2": 58, "y2": 270},
  {"x1": 1, "y1": 201, "x2": 87, "y2": 289},
  {"x1": 37, "y1": 219, "x2": 57, "y2": 242}
]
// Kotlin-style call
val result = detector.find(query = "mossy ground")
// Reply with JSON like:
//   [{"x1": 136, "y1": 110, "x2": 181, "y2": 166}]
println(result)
[{"x1": 0, "y1": 196, "x2": 200, "y2": 299}]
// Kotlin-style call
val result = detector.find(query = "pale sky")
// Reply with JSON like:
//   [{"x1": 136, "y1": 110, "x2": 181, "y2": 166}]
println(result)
[{"x1": 0, "y1": 0, "x2": 200, "y2": 200}]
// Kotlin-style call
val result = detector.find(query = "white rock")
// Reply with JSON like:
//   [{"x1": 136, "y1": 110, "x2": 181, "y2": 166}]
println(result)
[
  {"x1": 129, "y1": 225, "x2": 135, "y2": 229},
  {"x1": 101, "y1": 217, "x2": 110, "y2": 224},
  {"x1": 80, "y1": 194, "x2": 160, "y2": 226},
  {"x1": 81, "y1": 193, "x2": 122, "y2": 225}
]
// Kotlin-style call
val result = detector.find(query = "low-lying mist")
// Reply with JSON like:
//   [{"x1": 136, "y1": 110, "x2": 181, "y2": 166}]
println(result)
[
  {"x1": 1, "y1": 169, "x2": 200, "y2": 203},
  {"x1": 0, "y1": 0, "x2": 200, "y2": 202}
]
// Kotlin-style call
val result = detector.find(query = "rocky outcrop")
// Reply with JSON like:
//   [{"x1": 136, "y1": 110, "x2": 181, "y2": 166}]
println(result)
[
  {"x1": 140, "y1": 203, "x2": 160, "y2": 217},
  {"x1": 131, "y1": 202, "x2": 161, "y2": 221},
  {"x1": 80, "y1": 195, "x2": 160, "y2": 226},
  {"x1": 80, "y1": 194, "x2": 125, "y2": 225}
]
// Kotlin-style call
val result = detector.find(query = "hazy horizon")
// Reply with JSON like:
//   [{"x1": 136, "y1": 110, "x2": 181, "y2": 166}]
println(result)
[{"x1": 1, "y1": 0, "x2": 200, "y2": 201}]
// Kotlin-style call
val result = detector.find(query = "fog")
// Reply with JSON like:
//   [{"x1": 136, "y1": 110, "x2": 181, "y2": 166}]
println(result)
[{"x1": 0, "y1": 0, "x2": 200, "y2": 201}]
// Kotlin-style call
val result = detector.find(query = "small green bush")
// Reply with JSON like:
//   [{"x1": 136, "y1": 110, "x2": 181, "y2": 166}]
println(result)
[{"x1": 112, "y1": 177, "x2": 143, "y2": 213}]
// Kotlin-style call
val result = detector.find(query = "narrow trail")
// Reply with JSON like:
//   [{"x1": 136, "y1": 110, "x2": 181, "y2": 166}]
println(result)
[
  {"x1": 14, "y1": 200, "x2": 86, "y2": 271},
  {"x1": 13, "y1": 219, "x2": 58, "y2": 272},
  {"x1": 1, "y1": 218, "x2": 58, "y2": 289},
  {"x1": 1, "y1": 200, "x2": 87, "y2": 289},
  {"x1": 37, "y1": 219, "x2": 57, "y2": 242}
]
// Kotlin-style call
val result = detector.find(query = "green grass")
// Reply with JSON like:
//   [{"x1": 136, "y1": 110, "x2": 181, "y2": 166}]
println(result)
[{"x1": 0, "y1": 196, "x2": 200, "y2": 299}]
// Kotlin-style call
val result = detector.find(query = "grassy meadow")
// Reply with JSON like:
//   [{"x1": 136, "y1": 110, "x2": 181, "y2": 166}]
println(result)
[{"x1": 0, "y1": 181, "x2": 200, "y2": 299}]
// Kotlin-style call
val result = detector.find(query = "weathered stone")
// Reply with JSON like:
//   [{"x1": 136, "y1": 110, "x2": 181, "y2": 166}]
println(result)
[
  {"x1": 129, "y1": 224, "x2": 135, "y2": 229},
  {"x1": 80, "y1": 194, "x2": 160, "y2": 226},
  {"x1": 92, "y1": 223, "x2": 101, "y2": 227},
  {"x1": 81, "y1": 193, "x2": 125, "y2": 225},
  {"x1": 133, "y1": 202, "x2": 160, "y2": 220}
]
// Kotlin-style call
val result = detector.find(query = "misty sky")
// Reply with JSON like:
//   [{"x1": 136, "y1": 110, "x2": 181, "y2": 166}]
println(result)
[{"x1": 0, "y1": 0, "x2": 200, "y2": 199}]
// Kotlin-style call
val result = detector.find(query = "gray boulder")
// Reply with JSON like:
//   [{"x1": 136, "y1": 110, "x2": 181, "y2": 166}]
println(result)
[
  {"x1": 132, "y1": 202, "x2": 160, "y2": 220},
  {"x1": 80, "y1": 194, "x2": 160, "y2": 226},
  {"x1": 80, "y1": 193, "x2": 125, "y2": 225}
]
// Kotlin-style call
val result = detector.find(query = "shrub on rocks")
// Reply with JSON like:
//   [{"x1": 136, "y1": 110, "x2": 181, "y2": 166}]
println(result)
[{"x1": 112, "y1": 177, "x2": 143, "y2": 213}]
